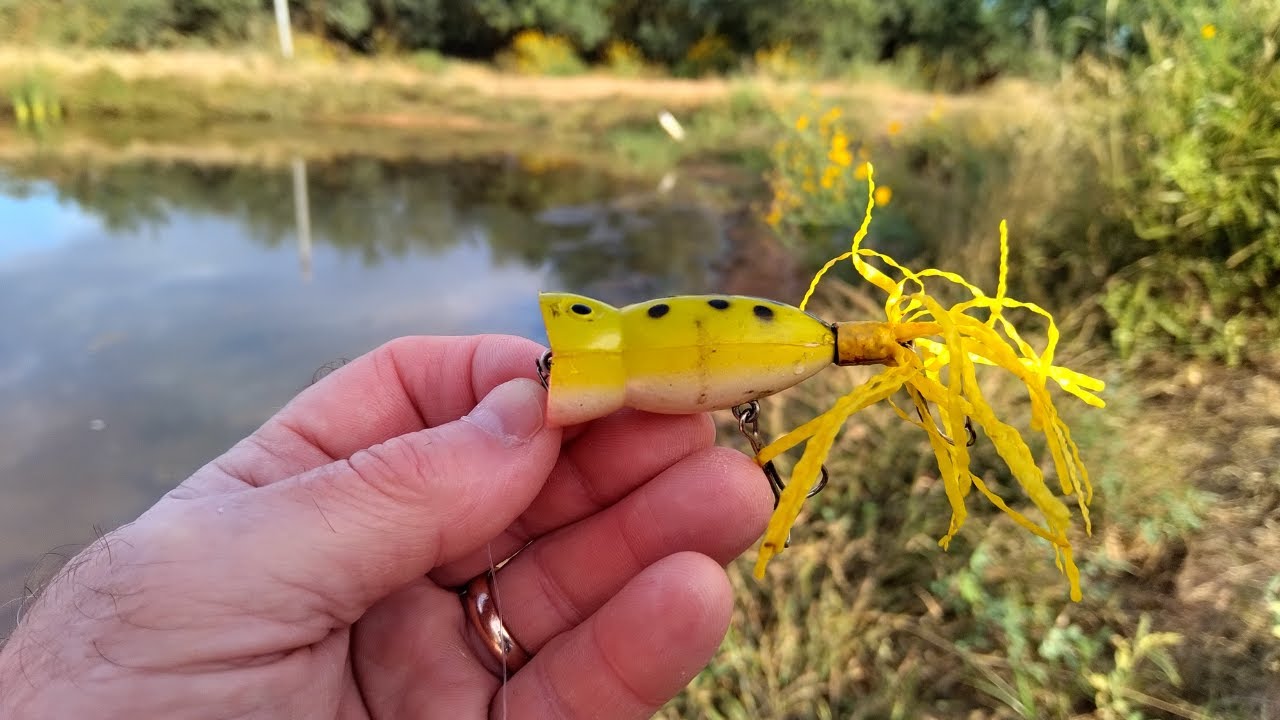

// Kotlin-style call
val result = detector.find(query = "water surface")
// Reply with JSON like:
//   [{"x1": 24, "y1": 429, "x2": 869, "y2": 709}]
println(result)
[{"x1": 0, "y1": 154, "x2": 730, "y2": 631}]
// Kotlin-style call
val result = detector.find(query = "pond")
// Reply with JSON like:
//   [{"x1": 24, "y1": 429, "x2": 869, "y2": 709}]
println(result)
[{"x1": 0, "y1": 152, "x2": 743, "y2": 632}]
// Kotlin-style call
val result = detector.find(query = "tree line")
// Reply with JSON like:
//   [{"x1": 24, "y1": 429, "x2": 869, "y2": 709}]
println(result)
[{"x1": 3, "y1": 0, "x2": 1169, "y2": 87}]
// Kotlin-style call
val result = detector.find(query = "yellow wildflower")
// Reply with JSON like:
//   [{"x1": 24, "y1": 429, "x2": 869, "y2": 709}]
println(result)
[
  {"x1": 752, "y1": 163, "x2": 1104, "y2": 603},
  {"x1": 854, "y1": 161, "x2": 870, "y2": 181},
  {"x1": 765, "y1": 202, "x2": 783, "y2": 227},
  {"x1": 1201, "y1": 23, "x2": 1217, "y2": 39},
  {"x1": 818, "y1": 106, "x2": 842, "y2": 133},
  {"x1": 874, "y1": 186, "x2": 893, "y2": 206},
  {"x1": 820, "y1": 165, "x2": 841, "y2": 190},
  {"x1": 887, "y1": 119, "x2": 903, "y2": 136},
  {"x1": 795, "y1": 114, "x2": 810, "y2": 131}
]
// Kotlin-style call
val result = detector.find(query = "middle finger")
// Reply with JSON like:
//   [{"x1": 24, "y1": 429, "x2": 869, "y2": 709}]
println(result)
[{"x1": 475, "y1": 445, "x2": 771, "y2": 654}]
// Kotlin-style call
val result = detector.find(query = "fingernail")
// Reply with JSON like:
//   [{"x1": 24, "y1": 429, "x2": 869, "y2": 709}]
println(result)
[{"x1": 463, "y1": 378, "x2": 546, "y2": 446}]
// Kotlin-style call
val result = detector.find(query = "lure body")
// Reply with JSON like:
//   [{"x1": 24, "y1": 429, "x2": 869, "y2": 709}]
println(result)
[{"x1": 539, "y1": 292, "x2": 834, "y2": 426}]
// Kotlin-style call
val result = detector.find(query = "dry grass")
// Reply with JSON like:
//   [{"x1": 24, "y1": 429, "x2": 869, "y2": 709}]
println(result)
[
  {"x1": 0, "y1": 45, "x2": 927, "y2": 102},
  {"x1": 1136, "y1": 359, "x2": 1280, "y2": 711},
  {"x1": 0, "y1": 46, "x2": 1032, "y2": 134}
]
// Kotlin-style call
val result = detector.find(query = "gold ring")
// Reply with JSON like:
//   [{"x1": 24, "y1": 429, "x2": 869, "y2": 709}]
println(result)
[{"x1": 461, "y1": 569, "x2": 531, "y2": 675}]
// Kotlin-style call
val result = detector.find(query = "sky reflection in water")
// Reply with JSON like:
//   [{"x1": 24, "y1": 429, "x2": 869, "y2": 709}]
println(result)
[{"x1": 0, "y1": 156, "x2": 725, "y2": 629}]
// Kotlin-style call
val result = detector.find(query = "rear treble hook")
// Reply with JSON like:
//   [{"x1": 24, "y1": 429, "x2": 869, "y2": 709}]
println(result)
[
  {"x1": 906, "y1": 385, "x2": 977, "y2": 447},
  {"x1": 898, "y1": 340, "x2": 977, "y2": 448}
]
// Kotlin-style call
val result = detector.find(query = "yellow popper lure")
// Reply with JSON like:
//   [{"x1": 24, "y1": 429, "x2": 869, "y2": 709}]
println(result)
[{"x1": 537, "y1": 165, "x2": 1104, "y2": 601}]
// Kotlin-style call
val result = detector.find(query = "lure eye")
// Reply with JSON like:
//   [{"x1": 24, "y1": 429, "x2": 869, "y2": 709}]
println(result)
[{"x1": 570, "y1": 303, "x2": 592, "y2": 316}]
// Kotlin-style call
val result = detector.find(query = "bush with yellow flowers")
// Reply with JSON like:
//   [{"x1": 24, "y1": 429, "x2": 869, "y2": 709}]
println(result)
[
  {"x1": 499, "y1": 30, "x2": 586, "y2": 76},
  {"x1": 603, "y1": 39, "x2": 649, "y2": 77},
  {"x1": 764, "y1": 102, "x2": 891, "y2": 244}
]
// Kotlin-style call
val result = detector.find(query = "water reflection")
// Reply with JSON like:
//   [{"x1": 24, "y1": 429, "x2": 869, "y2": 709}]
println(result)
[
  {"x1": 0, "y1": 155, "x2": 728, "y2": 631},
  {"x1": 292, "y1": 157, "x2": 313, "y2": 280}
]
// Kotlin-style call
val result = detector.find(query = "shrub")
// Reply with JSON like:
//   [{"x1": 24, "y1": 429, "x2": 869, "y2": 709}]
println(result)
[
  {"x1": 172, "y1": 0, "x2": 258, "y2": 41},
  {"x1": 469, "y1": 0, "x2": 611, "y2": 49},
  {"x1": 677, "y1": 34, "x2": 737, "y2": 77},
  {"x1": 602, "y1": 39, "x2": 647, "y2": 76},
  {"x1": 79, "y1": 0, "x2": 176, "y2": 49},
  {"x1": 1086, "y1": 0, "x2": 1280, "y2": 366},
  {"x1": 323, "y1": 0, "x2": 374, "y2": 46},
  {"x1": 499, "y1": 30, "x2": 585, "y2": 76},
  {"x1": 751, "y1": 43, "x2": 817, "y2": 81},
  {"x1": 762, "y1": 100, "x2": 897, "y2": 269}
]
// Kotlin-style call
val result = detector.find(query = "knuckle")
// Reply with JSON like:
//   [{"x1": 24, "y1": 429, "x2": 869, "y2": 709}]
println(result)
[
  {"x1": 346, "y1": 435, "x2": 444, "y2": 504},
  {"x1": 530, "y1": 545, "x2": 587, "y2": 633}
]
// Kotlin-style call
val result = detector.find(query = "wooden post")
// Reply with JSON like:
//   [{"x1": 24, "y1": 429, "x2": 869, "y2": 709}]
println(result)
[{"x1": 273, "y1": 0, "x2": 294, "y2": 59}]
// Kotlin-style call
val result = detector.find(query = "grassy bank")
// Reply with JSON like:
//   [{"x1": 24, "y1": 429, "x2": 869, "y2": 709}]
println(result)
[{"x1": 0, "y1": 47, "x2": 999, "y2": 173}]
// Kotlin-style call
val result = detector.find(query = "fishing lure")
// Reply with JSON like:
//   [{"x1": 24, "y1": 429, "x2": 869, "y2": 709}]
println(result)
[{"x1": 537, "y1": 165, "x2": 1104, "y2": 601}]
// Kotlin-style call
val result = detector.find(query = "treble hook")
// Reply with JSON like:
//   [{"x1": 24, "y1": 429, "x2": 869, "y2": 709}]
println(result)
[
  {"x1": 897, "y1": 340, "x2": 976, "y2": 447},
  {"x1": 732, "y1": 400, "x2": 829, "y2": 549},
  {"x1": 906, "y1": 386, "x2": 977, "y2": 447}
]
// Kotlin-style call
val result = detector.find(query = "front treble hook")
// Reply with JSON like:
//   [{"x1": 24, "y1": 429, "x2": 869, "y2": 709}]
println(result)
[
  {"x1": 535, "y1": 350, "x2": 552, "y2": 390},
  {"x1": 732, "y1": 400, "x2": 829, "y2": 549}
]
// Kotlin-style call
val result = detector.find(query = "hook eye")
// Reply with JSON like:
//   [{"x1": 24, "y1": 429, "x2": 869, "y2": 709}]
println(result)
[{"x1": 536, "y1": 351, "x2": 552, "y2": 390}]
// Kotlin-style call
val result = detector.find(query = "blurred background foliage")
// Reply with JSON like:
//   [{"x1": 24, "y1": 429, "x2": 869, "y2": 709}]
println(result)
[{"x1": 0, "y1": 0, "x2": 1226, "y2": 85}]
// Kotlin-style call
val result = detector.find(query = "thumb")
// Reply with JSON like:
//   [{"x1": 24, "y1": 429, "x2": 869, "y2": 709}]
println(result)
[{"x1": 219, "y1": 377, "x2": 561, "y2": 618}]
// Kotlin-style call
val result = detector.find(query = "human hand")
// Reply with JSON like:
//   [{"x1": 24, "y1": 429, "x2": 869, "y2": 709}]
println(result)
[{"x1": 0, "y1": 335, "x2": 772, "y2": 719}]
